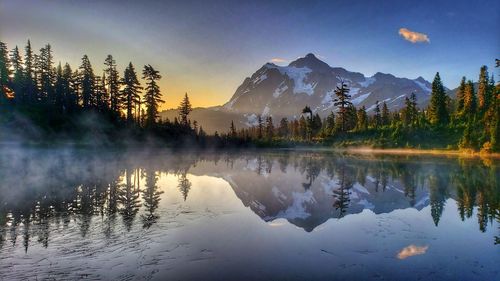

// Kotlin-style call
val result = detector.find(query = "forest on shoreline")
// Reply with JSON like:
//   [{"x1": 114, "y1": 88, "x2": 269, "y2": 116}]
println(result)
[{"x1": 0, "y1": 40, "x2": 498, "y2": 152}]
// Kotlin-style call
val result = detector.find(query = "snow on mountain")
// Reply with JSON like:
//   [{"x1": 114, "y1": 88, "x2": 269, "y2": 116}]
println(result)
[{"x1": 223, "y1": 53, "x2": 437, "y2": 117}]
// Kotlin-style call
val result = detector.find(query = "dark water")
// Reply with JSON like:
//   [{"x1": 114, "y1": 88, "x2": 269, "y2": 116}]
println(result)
[{"x1": 0, "y1": 148, "x2": 498, "y2": 281}]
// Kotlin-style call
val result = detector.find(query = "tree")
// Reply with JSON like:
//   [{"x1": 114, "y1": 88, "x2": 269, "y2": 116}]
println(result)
[
  {"x1": 428, "y1": 72, "x2": 449, "y2": 126},
  {"x1": 325, "y1": 112, "x2": 335, "y2": 135},
  {"x1": 121, "y1": 62, "x2": 142, "y2": 124},
  {"x1": 104, "y1": 55, "x2": 121, "y2": 114},
  {"x1": 10, "y1": 46, "x2": 24, "y2": 103},
  {"x1": 142, "y1": 64, "x2": 164, "y2": 127},
  {"x1": 356, "y1": 106, "x2": 368, "y2": 131},
  {"x1": 38, "y1": 44, "x2": 55, "y2": 104},
  {"x1": 0, "y1": 41, "x2": 11, "y2": 105},
  {"x1": 333, "y1": 79, "x2": 352, "y2": 132},
  {"x1": 177, "y1": 93, "x2": 192, "y2": 126},
  {"x1": 265, "y1": 116, "x2": 274, "y2": 140},
  {"x1": 381, "y1": 102, "x2": 390, "y2": 126},
  {"x1": 229, "y1": 120, "x2": 237, "y2": 139},
  {"x1": 79, "y1": 55, "x2": 95, "y2": 108},
  {"x1": 463, "y1": 80, "x2": 477, "y2": 117},
  {"x1": 477, "y1": 65, "x2": 490, "y2": 111},
  {"x1": 455, "y1": 77, "x2": 467, "y2": 119},
  {"x1": 278, "y1": 118, "x2": 289, "y2": 138},
  {"x1": 403, "y1": 93, "x2": 418, "y2": 127},
  {"x1": 373, "y1": 101, "x2": 381, "y2": 128},
  {"x1": 24, "y1": 40, "x2": 37, "y2": 104},
  {"x1": 257, "y1": 114, "x2": 264, "y2": 139},
  {"x1": 302, "y1": 106, "x2": 313, "y2": 140}
]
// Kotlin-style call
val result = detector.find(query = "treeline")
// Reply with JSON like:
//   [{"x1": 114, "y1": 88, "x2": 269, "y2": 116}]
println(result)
[
  {"x1": 0, "y1": 39, "x2": 234, "y2": 147},
  {"x1": 233, "y1": 67, "x2": 499, "y2": 152}
]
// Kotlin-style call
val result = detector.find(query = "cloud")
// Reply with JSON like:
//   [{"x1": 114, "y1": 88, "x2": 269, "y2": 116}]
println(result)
[
  {"x1": 397, "y1": 245, "x2": 429, "y2": 259},
  {"x1": 270, "y1": 58, "x2": 288, "y2": 63},
  {"x1": 398, "y1": 28, "x2": 430, "y2": 43}
]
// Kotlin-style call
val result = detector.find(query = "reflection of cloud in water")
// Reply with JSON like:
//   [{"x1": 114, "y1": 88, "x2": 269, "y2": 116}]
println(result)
[{"x1": 397, "y1": 245, "x2": 428, "y2": 259}]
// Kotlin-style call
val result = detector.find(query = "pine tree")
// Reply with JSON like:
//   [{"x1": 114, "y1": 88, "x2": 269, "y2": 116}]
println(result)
[
  {"x1": 24, "y1": 40, "x2": 37, "y2": 104},
  {"x1": 477, "y1": 65, "x2": 490, "y2": 111},
  {"x1": 38, "y1": 44, "x2": 55, "y2": 103},
  {"x1": 54, "y1": 63, "x2": 64, "y2": 112},
  {"x1": 0, "y1": 41, "x2": 11, "y2": 104},
  {"x1": 257, "y1": 114, "x2": 264, "y2": 139},
  {"x1": 121, "y1": 62, "x2": 142, "y2": 124},
  {"x1": 177, "y1": 93, "x2": 192, "y2": 127},
  {"x1": 62, "y1": 63, "x2": 77, "y2": 112},
  {"x1": 229, "y1": 120, "x2": 237, "y2": 139},
  {"x1": 356, "y1": 106, "x2": 368, "y2": 131},
  {"x1": 373, "y1": 101, "x2": 381, "y2": 128},
  {"x1": 278, "y1": 117, "x2": 289, "y2": 138},
  {"x1": 333, "y1": 79, "x2": 352, "y2": 132},
  {"x1": 325, "y1": 112, "x2": 335, "y2": 135},
  {"x1": 381, "y1": 102, "x2": 390, "y2": 126},
  {"x1": 428, "y1": 72, "x2": 449, "y2": 126},
  {"x1": 455, "y1": 77, "x2": 467, "y2": 119},
  {"x1": 142, "y1": 64, "x2": 164, "y2": 127},
  {"x1": 10, "y1": 46, "x2": 24, "y2": 103},
  {"x1": 265, "y1": 116, "x2": 274, "y2": 140},
  {"x1": 104, "y1": 55, "x2": 121, "y2": 114},
  {"x1": 79, "y1": 55, "x2": 95, "y2": 108},
  {"x1": 463, "y1": 80, "x2": 476, "y2": 117}
]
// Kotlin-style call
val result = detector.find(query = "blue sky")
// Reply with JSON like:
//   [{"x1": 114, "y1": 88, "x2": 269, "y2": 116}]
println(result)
[{"x1": 1, "y1": 0, "x2": 498, "y2": 108}]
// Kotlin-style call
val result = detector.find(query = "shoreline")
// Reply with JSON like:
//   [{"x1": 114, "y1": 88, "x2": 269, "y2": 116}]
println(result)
[{"x1": 334, "y1": 147, "x2": 500, "y2": 158}]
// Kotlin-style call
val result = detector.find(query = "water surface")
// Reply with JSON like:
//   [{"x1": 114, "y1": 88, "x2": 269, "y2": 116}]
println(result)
[{"x1": 0, "y1": 148, "x2": 498, "y2": 280}]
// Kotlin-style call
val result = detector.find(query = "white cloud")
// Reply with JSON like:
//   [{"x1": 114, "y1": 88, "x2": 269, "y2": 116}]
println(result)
[
  {"x1": 270, "y1": 58, "x2": 287, "y2": 63},
  {"x1": 398, "y1": 28, "x2": 430, "y2": 43}
]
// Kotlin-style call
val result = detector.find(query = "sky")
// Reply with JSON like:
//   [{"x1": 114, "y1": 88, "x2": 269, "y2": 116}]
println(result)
[{"x1": 1, "y1": 0, "x2": 498, "y2": 109}]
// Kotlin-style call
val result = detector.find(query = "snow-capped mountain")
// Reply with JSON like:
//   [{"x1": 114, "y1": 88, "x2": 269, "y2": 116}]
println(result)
[
  {"x1": 223, "y1": 53, "x2": 434, "y2": 117},
  {"x1": 160, "y1": 53, "x2": 450, "y2": 133}
]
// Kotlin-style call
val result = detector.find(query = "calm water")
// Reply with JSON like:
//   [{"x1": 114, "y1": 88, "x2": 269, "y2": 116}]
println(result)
[{"x1": 0, "y1": 148, "x2": 498, "y2": 281}]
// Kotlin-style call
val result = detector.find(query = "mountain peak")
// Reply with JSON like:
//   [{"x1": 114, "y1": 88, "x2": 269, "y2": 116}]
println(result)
[{"x1": 289, "y1": 53, "x2": 331, "y2": 72}]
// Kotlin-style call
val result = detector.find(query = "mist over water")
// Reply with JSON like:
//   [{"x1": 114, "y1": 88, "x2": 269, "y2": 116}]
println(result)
[{"x1": 0, "y1": 147, "x2": 498, "y2": 280}]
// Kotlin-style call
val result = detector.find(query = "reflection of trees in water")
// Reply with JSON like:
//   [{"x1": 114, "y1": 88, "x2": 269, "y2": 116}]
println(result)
[
  {"x1": 0, "y1": 150, "x2": 499, "y2": 251},
  {"x1": 118, "y1": 168, "x2": 142, "y2": 232},
  {"x1": 142, "y1": 169, "x2": 163, "y2": 229},
  {"x1": 333, "y1": 162, "x2": 354, "y2": 218},
  {"x1": 178, "y1": 171, "x2": 192, "y2": 202}
]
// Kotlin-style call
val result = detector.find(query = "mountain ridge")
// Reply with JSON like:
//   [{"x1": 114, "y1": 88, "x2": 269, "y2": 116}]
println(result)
[{"x1": 160, "y1": 53, "x2": 453, "y2": 133}]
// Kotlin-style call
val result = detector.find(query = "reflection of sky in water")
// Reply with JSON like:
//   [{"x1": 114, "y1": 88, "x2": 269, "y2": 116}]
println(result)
[{"x1": 0, "y1": 149, "x2": 498, "y2": 280}]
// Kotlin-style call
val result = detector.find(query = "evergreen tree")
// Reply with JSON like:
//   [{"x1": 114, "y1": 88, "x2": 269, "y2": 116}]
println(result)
[
  {"x1": 463, "y1": 80, "x2": 477, "y2": 117},
  {"x1": 62, "y1": 63, "x2": 77, "y2": 112},
  {"x1": 265, "y1": 116, "x2": 274, "y2": 140},
  {"x1": 356, "y1": 106, "x2": 368, "y2": 131},
  {"x1": 325, "y1": 112, "x2": 335, "y2": 135},
  {"x1": 278, "y1": 117, "x2": 289, "y2": 138},
  {"x1": 0, "y1": 41, "x2": 11, "y2": 104},
  {"x1": 177, "y1": 93, "x2": 192, "y2": 127},
  {"x1": 229, "y1": 120, "x2": 237, "y2": 139},
  {"x1": 79, "y1": 55, "x2": 95, "y2": 108},
  {"x1": 381, "y1": 102, "x2": 390, "y2": 126},
  {"x1": 10, "y1": 46, "x2": 24, "y2": 103},
  {"x1": 38, "y1": 44, "x2": 55, "y2": 103},
  {"x1": 121, "y1": 62, "x2": 142, "y2": 124},
  {"x1": 477, "y1": 65, "x2": 490, "y2": 111},
  {"x1": 455, "y1": 77, "x2": 467, "y2": 119},
  {"x1": 104, "y1": 55, "x2": 121, "y2": 114},
  {"x1": 257, "y1": 114, "x2": 264, "y2": 139},
  {"x1": 333, "y1": 79, "x2": 352, "y2": 132},
  {"x1": 142, "y1": 64, "x2": 164, "y2": 127},
  {"x1": 428, "y1": 72, "x2": 449, "y2": 126},
  {"x1": 24, "y1": 40, "x2": 37, "y2": 104},
  {"x1": 373, "y1": 101, "x2": 381, "y2": 128}
]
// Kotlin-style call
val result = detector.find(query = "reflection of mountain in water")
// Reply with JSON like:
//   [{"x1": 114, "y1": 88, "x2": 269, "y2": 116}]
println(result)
[
  {"x1": 192, "y1": 155, "x2": 433, "y2": 232},
  {"x1": 0, "y1": 149, "x2": 498, "y2": 250}
]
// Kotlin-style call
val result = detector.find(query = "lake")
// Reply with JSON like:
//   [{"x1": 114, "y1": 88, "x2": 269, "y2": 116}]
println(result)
[{"x1": 0, "y1": 148, "x2": 498, "y2": 280}]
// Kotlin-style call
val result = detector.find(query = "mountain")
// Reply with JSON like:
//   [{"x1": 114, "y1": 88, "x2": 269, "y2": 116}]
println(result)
[{"x1": 160, "y1": 53, "x2": 446, "y2": 133}]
